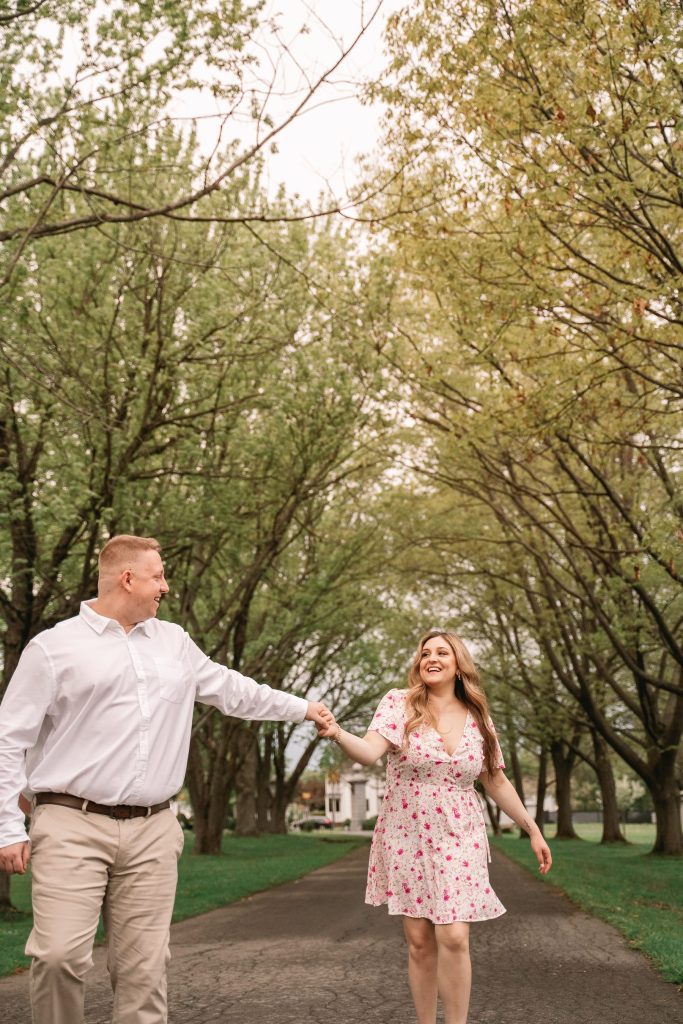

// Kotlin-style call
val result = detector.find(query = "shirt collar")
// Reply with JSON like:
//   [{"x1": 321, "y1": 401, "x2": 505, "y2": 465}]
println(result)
[{"x1": 80, "y1": 600, "x2": 153, "y2": 637}]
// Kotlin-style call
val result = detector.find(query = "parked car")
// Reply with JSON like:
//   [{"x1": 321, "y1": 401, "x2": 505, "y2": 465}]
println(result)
[{"x1": 293, "y1": 815, "x2": 333, "y2": 831}]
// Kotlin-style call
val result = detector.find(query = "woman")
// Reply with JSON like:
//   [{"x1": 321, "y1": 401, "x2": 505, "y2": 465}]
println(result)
[{"x1": 319, "y1": 630, "x2": 552, "y2": 1024}]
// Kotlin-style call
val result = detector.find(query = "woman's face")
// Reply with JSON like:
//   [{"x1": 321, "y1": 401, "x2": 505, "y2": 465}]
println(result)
[{"x1": 418, "y1": 635, "x2": 458, "y2": 688}]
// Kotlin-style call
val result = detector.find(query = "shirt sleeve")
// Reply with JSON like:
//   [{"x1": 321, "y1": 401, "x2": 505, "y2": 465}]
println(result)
[
  {"x1": 367, "y1": 689, "x2": 406, "y2": 747},
  {"x1": 0, "y1": 641, "x2": 54, "y2": 847},
  {"x1": 185, "y1": 635, "x2": 307, "y2": 723}
]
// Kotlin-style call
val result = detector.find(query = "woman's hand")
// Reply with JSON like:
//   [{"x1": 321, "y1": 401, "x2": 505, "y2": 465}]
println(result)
[
  {"x1": 316, "y1": 709, "x2": 339, "y2": 739},
  {"x1": 531, "y1": 832, "x2": 552, "y2": 874}
]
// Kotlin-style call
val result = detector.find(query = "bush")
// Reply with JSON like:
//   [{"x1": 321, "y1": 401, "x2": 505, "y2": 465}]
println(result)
[{"x1": 361, "y1": 815, "x2": 378, "y2": 831}]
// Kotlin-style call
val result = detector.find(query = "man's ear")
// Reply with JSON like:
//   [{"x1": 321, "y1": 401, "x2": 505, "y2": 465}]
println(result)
[{"x1": 120, "y1": 568, "x2": 134, "y2": 592}]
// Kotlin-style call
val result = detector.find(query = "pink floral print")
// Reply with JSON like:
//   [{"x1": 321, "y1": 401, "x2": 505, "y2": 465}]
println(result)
[{"x1": 365, "y1": 689, "x2": 506, "y2": 924}]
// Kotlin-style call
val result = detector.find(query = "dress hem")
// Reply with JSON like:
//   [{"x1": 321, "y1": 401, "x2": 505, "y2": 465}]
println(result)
[{"x1": 365, "y1": 898, "x2": 507, "y2": 924}]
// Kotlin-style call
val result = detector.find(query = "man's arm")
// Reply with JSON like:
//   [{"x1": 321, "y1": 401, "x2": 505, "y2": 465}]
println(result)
[
  {"x1": 0, "y1": 642, "x2": 54, "y2": 851},
  {"x1": 187, "y1": 635, "x2": 326, "y2": 724}
]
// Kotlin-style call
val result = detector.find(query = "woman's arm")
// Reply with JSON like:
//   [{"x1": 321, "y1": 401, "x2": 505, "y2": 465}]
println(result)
[
  {"x1": 479, "y1": 769, "x2": 553, "y2": 874},
  {"x1": 319, "y1": 718, "x2": 392, "y2": 766}
]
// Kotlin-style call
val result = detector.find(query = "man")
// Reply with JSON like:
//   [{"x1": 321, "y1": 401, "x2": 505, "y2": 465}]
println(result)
[{"x1": 0, "y1": 535, "x2": 331, "y2": 1024}]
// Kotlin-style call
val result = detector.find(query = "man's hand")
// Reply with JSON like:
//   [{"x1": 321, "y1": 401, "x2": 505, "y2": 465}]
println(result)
[
  {"x1": 0, "y1": 841, "x2": 30, "y2": 875},
  {"x1": 305, "y1": 701, "x2": 334, "y2": 729}
]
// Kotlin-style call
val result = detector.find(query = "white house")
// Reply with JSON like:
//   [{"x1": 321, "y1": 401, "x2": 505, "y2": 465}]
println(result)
[{"x1": 325, "y1": 765, "x2": 385, "y2": 826}]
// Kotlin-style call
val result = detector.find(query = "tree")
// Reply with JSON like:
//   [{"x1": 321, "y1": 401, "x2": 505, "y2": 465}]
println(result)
[
  {"x1": 0, "y1": 0, "x2": 385, "y2": 284},
  {"x1": 363, "y1": 0, "x2": 682, "y2": 852},
  {"x1": 0, "y1": 126, "x2": 411, "y2": 897},
  {"x1": 173, "y1": 227, "x2": 416, "y2": 849}
]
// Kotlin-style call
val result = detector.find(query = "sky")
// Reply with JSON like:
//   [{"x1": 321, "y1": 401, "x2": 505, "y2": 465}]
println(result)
[
  {"x1": 256, "y1": 0, "x2": 403, "y2": 201},
  {"x1": 52, "y1": 1, "x2": 405, "y2": 204},
  {"x1": 170, "y1": 0, "x2": 406, "y2": 203}
]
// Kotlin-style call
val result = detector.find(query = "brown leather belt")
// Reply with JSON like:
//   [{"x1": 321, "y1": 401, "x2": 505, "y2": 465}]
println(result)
[{"x1": 35, "y1": 792, "x2": 171, "y2": 820}]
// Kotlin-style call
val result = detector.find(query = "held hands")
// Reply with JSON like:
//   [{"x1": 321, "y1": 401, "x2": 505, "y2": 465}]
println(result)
[
  {"x1": 0, "y1": 841, "x2": 30, "y2": 875},
  {"x1": 317, "y1": 711, "x2": 340, "y2": 740},
  {"x1": 304, "y1": 701, "x2": 339, "y2": 739},
  {"x1": 305, "y1": 701, "x2": 335, "y2": 732},
  {"x1": 531, "y1": 832, "x2": 552, "y2": 874}
]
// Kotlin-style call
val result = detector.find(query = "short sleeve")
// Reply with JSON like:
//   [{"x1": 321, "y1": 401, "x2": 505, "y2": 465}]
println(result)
[
  {"x1": 489, "y1": 718, "x2": 505, "y2": 770},
  {"x1": 367, "y1": 689, "x2": 406, "y2": 747}
]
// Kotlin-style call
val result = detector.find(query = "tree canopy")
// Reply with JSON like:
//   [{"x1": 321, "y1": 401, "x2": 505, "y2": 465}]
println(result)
[
  {"x1": 361, "y1": 0, "x2": 682, "y2": 852},
  {"x1": 0, "y1": 0, "x2": 681, "y2": 874}
]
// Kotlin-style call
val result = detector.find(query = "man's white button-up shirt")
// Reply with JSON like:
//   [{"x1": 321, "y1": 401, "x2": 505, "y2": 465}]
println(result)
[{"x1": 0, "y1": 601, "x2": 308, "y2": 847}]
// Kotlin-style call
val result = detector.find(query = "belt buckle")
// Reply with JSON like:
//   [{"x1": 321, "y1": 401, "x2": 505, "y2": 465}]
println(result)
[{"x1": 111, "y1": 805, "x2": 133, "y2": 820}]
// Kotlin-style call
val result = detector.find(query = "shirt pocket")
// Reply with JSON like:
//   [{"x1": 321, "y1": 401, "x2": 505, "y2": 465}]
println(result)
[{"x1": 153, "y1": 657, "x2": 188, "y2": 704}]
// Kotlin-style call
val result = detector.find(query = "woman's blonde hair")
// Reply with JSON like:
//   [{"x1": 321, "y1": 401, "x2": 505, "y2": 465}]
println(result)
[{"x1": 404, "y1": 630, "x2": 500, "y2": 775}]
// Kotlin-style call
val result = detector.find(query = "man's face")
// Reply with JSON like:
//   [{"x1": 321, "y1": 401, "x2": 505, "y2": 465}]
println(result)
[{"x1": 127, "y1": 550, "x2": 169, "y2": 621}]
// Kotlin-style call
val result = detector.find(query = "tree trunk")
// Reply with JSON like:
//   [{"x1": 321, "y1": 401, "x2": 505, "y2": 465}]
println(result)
[
  {"x1": 0, "y1": 871, "x2": 11, "y2": 909},
  {"x1": 507, "y1": 729, "x2": 527, "y2": 839},
  {"x1": 591, "y1": 730, "x2": 625, "y2": 844},
  {"x1": 268, "y1": 727, "x2": 320, "y2": 834},
  {"x1": 192, "y1": 789, "x2": 231, "y2": 854},
  {"x1": 482, "y1": 791, "x2": 501, "y2": 834},
  {"x1": 268, "y1": 789, "x2": 289, "y2": 834},
  {"x1": 550, "y1": 739, "x2": 580, "y2": 839},
  {"x1": 650, "y1": 752, "x2": 682, "y2": 855},
  {"x1": 234, "y1": 729, "x2": 259, "y2": 837},
  {"x1": 535, "y1": 746, "x2": 547, "y2": 837},
  {"x1": 256, "y1": 780, "x2": 271, "y2": 832},
  {"x1": 186, "y1": 722, "x2": 237, "y2": 854},
  {"x1": 255, "y1": 733, "x2": 275, "y2": 832},
  {"x1": 269, "y1": 756, "x2": 296, "y2": 834}
]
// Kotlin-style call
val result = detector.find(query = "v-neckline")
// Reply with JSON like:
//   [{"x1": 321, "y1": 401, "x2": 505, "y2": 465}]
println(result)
[{"x1": 433, "y1": 707, "x2": 470, "y2": 758}]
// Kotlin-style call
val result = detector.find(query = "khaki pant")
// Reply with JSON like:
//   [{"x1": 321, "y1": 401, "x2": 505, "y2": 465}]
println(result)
[{"x1": 26, "y1": 804, "x2": 185, "y2": 1024}]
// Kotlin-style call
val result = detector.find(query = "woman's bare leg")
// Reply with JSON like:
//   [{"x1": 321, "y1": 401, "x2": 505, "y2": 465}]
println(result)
[
  {"x1": 402, "y1": 916, "x2": 438, "y2": 1024},
  {"x1": 434, "y1": 922, "x2": 471, "y2": 1024}
]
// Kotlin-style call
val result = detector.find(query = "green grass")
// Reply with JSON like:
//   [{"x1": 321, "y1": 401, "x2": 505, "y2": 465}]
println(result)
[
  {"x1": 491, "y1": 823, "x2": 683, "y2": 985},
  {"x1": 0, "y1": 830, "x2": 368, "y2": 978}
]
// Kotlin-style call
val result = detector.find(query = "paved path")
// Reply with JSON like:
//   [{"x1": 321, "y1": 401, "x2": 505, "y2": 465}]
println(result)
[{"x1": 1, "y1": 845, "x2": 681, "y2": 1023}]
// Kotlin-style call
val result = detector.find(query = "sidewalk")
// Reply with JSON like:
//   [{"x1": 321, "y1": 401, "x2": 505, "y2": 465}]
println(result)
[{"x1": 1, "y1": 845, "x2": 680, "y2": 1023}]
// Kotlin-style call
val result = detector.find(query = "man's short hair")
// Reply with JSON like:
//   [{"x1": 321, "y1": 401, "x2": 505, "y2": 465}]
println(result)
[{"x1": 98, "y1": 535, "x2": 161, "y2": 575}]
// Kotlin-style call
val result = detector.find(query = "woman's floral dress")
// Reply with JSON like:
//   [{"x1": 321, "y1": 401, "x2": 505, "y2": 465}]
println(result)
[{"x1": 365, "y1": 688, "x2": 506, "y2": 924}]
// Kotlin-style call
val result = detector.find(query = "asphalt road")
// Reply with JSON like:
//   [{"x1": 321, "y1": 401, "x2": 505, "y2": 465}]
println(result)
[{"x1": 1, "y1": 844, "x2": 680, "y2": 1023}]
